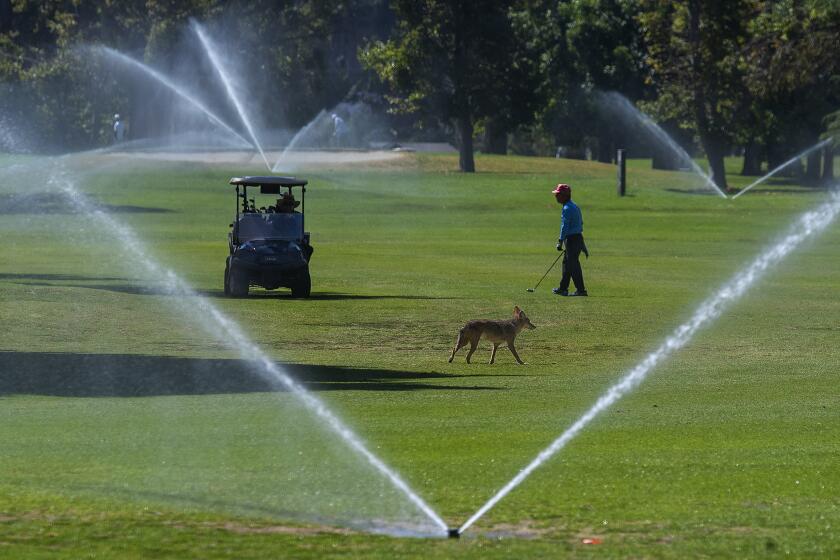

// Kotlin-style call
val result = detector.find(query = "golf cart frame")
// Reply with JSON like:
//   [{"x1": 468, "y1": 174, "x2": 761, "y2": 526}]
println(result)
[{"x1": 224, "y1": 176, "x2": 313, "y2": 298}]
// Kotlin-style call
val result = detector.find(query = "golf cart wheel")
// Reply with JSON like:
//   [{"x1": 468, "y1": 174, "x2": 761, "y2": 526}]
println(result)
[
  {"x1": 229, "y1": 266, "x2": 249, "y2": 298},
  {"x1": 223, "y1": 257, "x2": 231, "y2": 296},
  {"x1": 291, "y1": 269, "x2": 311, "y2": 298}
]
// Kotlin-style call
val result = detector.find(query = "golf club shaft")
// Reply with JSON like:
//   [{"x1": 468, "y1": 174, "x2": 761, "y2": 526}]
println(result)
[{"x1": 531, "y1": 251, "x2": 563, "y2": 291}]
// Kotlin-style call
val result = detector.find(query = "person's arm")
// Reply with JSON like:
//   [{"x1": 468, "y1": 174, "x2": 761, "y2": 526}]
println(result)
[
  {"x1": 557, "y1": 205, "x2": 569, "y2": 249},
  {"x1": 559, "y1": 205, "x2": 570, "y2": 240}
]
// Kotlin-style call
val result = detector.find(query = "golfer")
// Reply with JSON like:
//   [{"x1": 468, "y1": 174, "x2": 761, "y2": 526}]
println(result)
[{"x1": 552, "y1": 183, "x2": 588, "y2": 296}]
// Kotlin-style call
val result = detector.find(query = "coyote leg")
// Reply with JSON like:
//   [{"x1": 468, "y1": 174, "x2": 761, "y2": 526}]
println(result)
[
  {"x1": 489, "y1": 343, "x2": 500, "y2": 364},
  {"x1": 448, "y1": 331, "x2": 466, "y2": 363},
  {"x1": 465, "y1": 338, "x2": 479, "y2": 364},
  {"x1": 507, "y1": 341, "x2": 525, "y2": 365}
]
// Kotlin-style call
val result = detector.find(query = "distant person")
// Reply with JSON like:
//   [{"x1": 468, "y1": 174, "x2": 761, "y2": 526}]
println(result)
[
  {"x1": 113, "y1": 114, "x2": 125, "y2": 143},
  {"x1": 552, "y1": 183, "x2": 588, "y2": 296},
  {"x1": 331, "y1": 113, "x2": 348, "y2": 148}
]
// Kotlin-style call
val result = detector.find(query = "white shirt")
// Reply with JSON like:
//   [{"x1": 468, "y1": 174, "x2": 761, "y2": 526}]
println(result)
[{"x1": 113, "y1": 120, "x2": 125, "y2": 141}]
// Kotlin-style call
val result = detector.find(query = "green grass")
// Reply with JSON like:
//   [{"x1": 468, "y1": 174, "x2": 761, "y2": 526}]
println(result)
[{"x1": 1, "y1": 152, "x2": 838, "y2": 558}]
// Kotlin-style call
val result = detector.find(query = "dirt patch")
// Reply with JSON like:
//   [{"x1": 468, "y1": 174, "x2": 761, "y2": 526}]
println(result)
[
  {"x1": 191, "y1": 521, "x2": 356, "y2": 536},
  {"x1": 480, "y1": 520, "x2": 557, "y2": 539}
]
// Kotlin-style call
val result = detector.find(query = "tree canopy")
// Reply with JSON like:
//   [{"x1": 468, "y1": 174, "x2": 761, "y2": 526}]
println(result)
[
  {"x1": 1, "y1": 0, "x2": 837, "y2": 177},
  {"x1": 360, "y1": 0, "x2": 543, "y2": 171}
]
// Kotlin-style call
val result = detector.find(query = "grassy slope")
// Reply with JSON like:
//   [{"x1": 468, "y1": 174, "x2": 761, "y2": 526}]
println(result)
[{"x1": 1, "y1": 152, "x2": 838, "y2": 558}]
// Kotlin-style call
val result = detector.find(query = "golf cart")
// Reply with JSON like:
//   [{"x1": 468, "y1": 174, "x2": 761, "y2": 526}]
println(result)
[{"x1": 225, "y1": 176, "x2": 313, "y2": 298}]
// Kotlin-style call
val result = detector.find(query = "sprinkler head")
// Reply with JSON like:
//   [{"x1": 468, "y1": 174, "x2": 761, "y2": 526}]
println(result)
[
  {"x1": 526, "y1": 288, "x2": 535, "y2": 292},
  {"x1": 448, "y1": 528, "x2": 460, "y2": 539}
]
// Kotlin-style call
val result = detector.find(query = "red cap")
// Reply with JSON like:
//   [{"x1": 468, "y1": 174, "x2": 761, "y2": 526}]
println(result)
[{"x1": 552, "y1": 183, "x2": 571, "y2": 195}]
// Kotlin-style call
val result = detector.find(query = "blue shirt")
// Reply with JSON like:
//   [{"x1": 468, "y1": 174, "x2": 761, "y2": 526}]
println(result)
[{"x1": 560, "y1": 200, "x2": 583, "y2": 240}]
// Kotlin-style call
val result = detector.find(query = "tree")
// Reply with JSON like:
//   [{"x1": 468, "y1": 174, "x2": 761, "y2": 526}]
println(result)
[
  {"x1": 509, "y1": 0, "x2": 648, "y2": 161},
  {"x1": 0, "y1": 0, "x2": 220, "y2": 149},
  {"x1": 638, "y1": 0, "x2": 757, "y2": 192},
  {"x1": 213, "y1": 0, "x2": 394, "y2": 130},
  {"x1": 361, "y1": 0, "x2": 542, "y2": 171},
  {"x1": 744, "y1": 0, "x2": 840, "y2": 183},
  {"x1": 0, "y1": 0, "x2": 386, "y2": 150},
  {"x1": 564, "y1": 0, "x2": 648, "y2": 162}
]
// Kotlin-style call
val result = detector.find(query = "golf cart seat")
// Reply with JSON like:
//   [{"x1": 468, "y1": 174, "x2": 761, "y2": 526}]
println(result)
[{"x1": 237, "y1": 212, "x2": 303, "y2": 242}]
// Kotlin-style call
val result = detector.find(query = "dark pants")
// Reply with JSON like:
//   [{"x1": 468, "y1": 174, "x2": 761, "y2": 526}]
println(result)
[{"x1": 559, "y1": 234, "x2": 586, "y2": 292}]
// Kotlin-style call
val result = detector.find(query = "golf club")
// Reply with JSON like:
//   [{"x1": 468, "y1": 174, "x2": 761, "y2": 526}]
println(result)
[{"x1": 526, "y1": 250, "x2": 564, "y2": 292}]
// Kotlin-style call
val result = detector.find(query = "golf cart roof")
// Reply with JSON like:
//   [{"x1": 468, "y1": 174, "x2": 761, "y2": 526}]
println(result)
[{"x1": 229, "y1": 176, "x2": 308, "y2": 188}]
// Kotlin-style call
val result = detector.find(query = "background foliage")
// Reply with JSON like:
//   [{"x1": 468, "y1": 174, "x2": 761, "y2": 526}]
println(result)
[{"x1": 1, "y1": 0, "x2": 838, "y2": 178}]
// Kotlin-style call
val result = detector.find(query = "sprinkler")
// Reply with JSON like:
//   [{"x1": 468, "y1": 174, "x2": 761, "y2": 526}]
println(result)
[
  {"x1": 96, "y1": 47, "x2": 252, "y2": 149},
  {"x1": 731, "y1": 137, "x2": 833, "y2": 199},
  {"x1": 458, "y1": 190, "x2": 840, "y2": 535},
  {"x1": 448, "y1": 528, "x2": 460, "y2": 539}
]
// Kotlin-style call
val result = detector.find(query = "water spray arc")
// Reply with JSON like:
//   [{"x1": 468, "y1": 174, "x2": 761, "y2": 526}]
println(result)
[
  {"x1": 191, "y1": 21, "x2": 271, "y2": 172},
  {"x1": 272, "y1": 110, "x2": 328, "y2": 172},
  {"x1": 48, "y1": 162, "x2": 448, "y2": 538},
  {"x1": 456, "y1": 189, "x2": 840, "y2": 536},
  {"x1": 732, "y1": 138, "x2": 834, "y2": 200},
  {"x1": 599, "y1": 92, "x2": 728, "y2": 198},
  {"x1": 95, "y1": 47, "x2": 253, "y2": 149}
]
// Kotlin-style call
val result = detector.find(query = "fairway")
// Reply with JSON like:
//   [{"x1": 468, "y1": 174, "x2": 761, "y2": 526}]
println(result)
[{"x1": 1, "y1": 152, "x2": 839, "y2": 558}]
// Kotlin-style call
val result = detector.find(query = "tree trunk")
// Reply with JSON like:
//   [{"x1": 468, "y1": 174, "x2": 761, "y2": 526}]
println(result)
[
  {"x1": 483, "y1": 119, "x2": 507, "y2": 155},
  {"x1": 741, "y1": 140, "x2": 761, "y2": 175},
  {"x1": 688, "y1": 0, "x2": 728, "y2": 193},
  {"x1": 457, "y1": 116, "x2": 475, "y2": 172},
  {"x1": 705, "y1": 143, "x2": 729, "y2": 193},
  {"x1": 806, "y1": 149, "x2": 822, "y2": 182},
  {"x1": 597, "y1": 133, "x2": 613, "y2": 163},
  {"x1": 694, "y1": 128, "x2": 729, "y2": 191},
  {"x1": 823, "y1": 145, "x2": 835, "y2": 183}
]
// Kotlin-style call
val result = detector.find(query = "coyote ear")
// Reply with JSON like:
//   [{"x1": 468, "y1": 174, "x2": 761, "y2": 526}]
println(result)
[{"x1": 513, "y1": 305, "x2": 521, "y2": 315}]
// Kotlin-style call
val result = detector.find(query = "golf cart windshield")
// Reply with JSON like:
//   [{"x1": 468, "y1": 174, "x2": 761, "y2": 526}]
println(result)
[{"x1": 237, "y1": 212, "x2": 303, "y2": 242}]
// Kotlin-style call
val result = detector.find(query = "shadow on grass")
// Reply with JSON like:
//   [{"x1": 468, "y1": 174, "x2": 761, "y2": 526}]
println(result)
[
  {"x1": 729, "y1": 187, "x2": 823, "y2": 196},
  {"x1": 5, "y1": 277, "x2": 463, "y2": 300},
  {"x1": 0, "y1": 192, "x2": 173, "y2": 215},
  {"x1": 0, "y1": 273, "x2": 126, "y2": 282},
  {"x1": 200, "y1": 291, "x2": 467, "y2": 301},
  {"x1": 0, "y1": 351, "x2": 500, "y2": 396},
  {"x1": 8, "y1": 281, "x2": 165, "y2": 296},
  {"x1": 667, "y1": 182, "x2": 828, "y2": 197},
  {"x1": 735, "y1": 177, "x2": 822, "y2": 187},
  {"x1": 664, "y1": 188, "x2": 724, "y2": 196}
]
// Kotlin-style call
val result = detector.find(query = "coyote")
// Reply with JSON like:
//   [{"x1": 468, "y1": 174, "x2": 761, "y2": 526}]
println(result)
[{"x1": 448, "y1": 306, "x2": 536, "y2": 365}]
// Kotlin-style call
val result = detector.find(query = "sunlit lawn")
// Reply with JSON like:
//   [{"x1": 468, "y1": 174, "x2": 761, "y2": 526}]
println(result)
[{"x1": 1, "y1": 151, "x2": 838, "y2": 558}]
